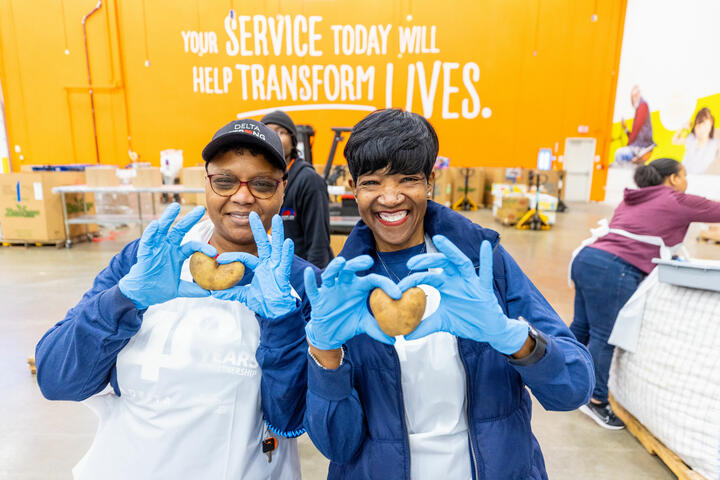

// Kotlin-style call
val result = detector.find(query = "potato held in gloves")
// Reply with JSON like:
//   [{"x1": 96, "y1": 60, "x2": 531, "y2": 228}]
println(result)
[
  {"x1": 369, "y1": 287, "x2": 426, "y2": 336},
  {"x1": 190, "y1": 252, "x2": 245, "y2": 290}
]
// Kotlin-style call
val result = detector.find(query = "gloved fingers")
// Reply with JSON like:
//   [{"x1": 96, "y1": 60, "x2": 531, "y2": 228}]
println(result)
[
  {"x1": 211, "y1": 284, "x2": 249, "y2": 303},
  {"x1": 156, "y1": 202, "x2": 182, "y2": 237},
  {"x1": 270, "y1": 215, "x2": 284, "y2": 264},
  {"x1": 167, "y1": 206, "x2": 206, "y2": 245},
  {"x1": 177, "y1": 279, "x2": 211, "y2": 298},
  {"x1": 216, "y1": 252, "x2": 259, "y2": 270},
  {"x1": 320, "y1": 257, "x2": 347, "y2": 288},
  {"x1": 362, "y1": 316, "x2": 397, "y2": 345},
  {"x1": 478, "y1": 240, "x2": 495, "y2": 291},
  {"x1": 403, "y1": 315, "x2": 442, "y2": 341},
  {"x1": 337, "y1": 256, "x2": 374, "y2": 284},
  {"x1": 137, "y1": 221, "x2": 160, "y2": 257},
  {"x1": 279, "y1": 238, "x2": 294, "y2": 281},
  {"x1": 360, "y1": 273, "x2": 402, "y2": 299},
  {"x1": 345, "y1": 255, "x2": 374, "y2": 270},
  {"x1": 303, "y1": 266, "x2": 320, "y2": 302},
  {"x1": 406, "y1": 253, "x2": 451, "y2": 272},
  {"x1": 432, "y1": 235, "x2": 476, "y2": 278},
  {"x1": 397, "y1": 271, "x2": 444, "y2": 291},
  {"x1": 179, "y1": 241, "x2": 217, "y2": 260},
  {"x1": 249, "y1": 211, "x2": 271, "y2": 260}
]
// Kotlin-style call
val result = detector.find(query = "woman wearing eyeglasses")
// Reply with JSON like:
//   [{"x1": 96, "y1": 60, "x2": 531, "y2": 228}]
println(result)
[{"x1": 35, "y1": 120, "x2": 316, "y2": 480}]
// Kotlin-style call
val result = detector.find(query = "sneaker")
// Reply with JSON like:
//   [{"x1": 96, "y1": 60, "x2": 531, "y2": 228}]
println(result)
[{"x1": 579, "y1": 402, "x2": 625, "y2": 430}]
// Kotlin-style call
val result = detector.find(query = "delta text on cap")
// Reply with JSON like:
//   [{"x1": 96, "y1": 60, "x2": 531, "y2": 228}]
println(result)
[{"x1": 201, "y1": 119, "x2": 286, "y2": 171}]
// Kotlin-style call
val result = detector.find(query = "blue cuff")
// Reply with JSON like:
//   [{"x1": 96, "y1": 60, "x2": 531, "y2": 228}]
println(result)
[
  {"x1": 266, "y1": 421, "x2": 306, "y2": 439},
  {"x1": 307, "y1": 353, "x2": 354, "y2": 401},
  {"x1": 256, "y1": 300, "x2": 305, "y2": 348},
  {"x1": 99, "y1": 285, "x2": 144, "y2": 337}
]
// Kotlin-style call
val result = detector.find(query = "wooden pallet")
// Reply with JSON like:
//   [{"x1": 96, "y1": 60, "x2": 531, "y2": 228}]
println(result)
[
  {"x1": 1, "y1": 235, "x2": 91, "y2": 248},
  {"x1": 609, "y1": 395, "x2": 706, "y2": 480}
]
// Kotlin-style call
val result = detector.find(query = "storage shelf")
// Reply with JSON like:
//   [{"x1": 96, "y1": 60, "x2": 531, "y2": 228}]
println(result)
[{"x1": 66, "y1": 214, "x2": 158, "y2": 225}]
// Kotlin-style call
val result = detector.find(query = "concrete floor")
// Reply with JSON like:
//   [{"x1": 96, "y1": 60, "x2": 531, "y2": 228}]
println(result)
[{"x1": 3, "y1": 202, "x2": 718, "y2": 479}]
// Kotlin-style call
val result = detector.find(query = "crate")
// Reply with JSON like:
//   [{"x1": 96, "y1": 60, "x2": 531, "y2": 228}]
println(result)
[{"x1": 652, "y1": 258, "x2": 720, "y2": 293}]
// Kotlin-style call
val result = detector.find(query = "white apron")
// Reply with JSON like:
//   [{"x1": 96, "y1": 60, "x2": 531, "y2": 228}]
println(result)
[
  {"x1": 569, "y1": 219, "x2": 689, "y2": 353},
  {"x1": 73, "y1": 220, "x2": 301, "y2": 480},
  {"x1": 393, "y1": 235, "x2": 473, "y2": 480}
]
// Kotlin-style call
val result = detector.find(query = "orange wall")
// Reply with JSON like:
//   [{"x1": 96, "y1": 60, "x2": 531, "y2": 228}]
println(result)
[{"x1": 0, "y1": 0, "x2": 626, "y2": 200}]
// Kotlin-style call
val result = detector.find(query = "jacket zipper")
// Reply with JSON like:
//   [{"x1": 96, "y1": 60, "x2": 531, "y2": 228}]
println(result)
[
  {"x1": 459, "y1": 341, "x2": 482, "y2": 480},
  {"x1": 391, "y1": 346, "x2": 412, "y2": 480}
]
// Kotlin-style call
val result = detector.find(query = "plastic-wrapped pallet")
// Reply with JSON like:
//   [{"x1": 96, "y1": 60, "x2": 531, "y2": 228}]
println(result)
[{"x1": 609, "y1": 282, "x2": 720, "y2": 480}]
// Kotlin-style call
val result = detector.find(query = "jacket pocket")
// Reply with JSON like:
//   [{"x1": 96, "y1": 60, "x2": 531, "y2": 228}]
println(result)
[
  {"x1": 471, "y1": 398, "x2": 539, "y2": 479},
  {"x1": 328, "y1": 438, "x2": 406, "y2": 480}
]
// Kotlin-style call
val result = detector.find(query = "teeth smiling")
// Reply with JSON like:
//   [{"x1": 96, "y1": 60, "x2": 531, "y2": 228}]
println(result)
[{"x1": 378, "y1": 211, "x2": 408, "y2": 222}]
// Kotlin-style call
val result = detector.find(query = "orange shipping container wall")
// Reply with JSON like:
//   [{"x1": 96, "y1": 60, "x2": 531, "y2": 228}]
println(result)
[{"x1": 0, "y1": 0, "x2": 626, "y2": 201}]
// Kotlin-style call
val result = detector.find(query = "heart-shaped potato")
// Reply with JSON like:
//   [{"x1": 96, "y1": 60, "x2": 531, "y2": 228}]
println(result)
[
  {"x1": 369, "y1": 287, "x2": 427, "y2": 337},
  {"x1": 189, "y1": 252, "x2": 245, "y2": 291}
]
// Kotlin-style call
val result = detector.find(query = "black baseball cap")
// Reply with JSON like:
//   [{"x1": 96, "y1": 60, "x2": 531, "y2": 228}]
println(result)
[
  {"x1": 201, "y1": 119, "x2": 286, "y2": 171},
  {"x1": 261, "y1": 110, "x2": 298, "y2": 146}
]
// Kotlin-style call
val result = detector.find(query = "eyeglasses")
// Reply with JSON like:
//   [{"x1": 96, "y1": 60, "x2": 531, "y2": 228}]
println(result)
[{"x1": 206, "y1": 174, "x2": 282, "y2": 199}]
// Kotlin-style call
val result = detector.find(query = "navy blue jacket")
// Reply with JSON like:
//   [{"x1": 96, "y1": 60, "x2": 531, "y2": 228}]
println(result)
[
  {"x1": 304, "y1": 201, "x2": 594, "y2": 479},
  {"x1": 35, "y1": 238, "x2": 318, "y2": 437}
]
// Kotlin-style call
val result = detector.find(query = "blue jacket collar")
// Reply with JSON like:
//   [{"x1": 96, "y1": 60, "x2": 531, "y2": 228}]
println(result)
[{"x1": 339, "y1": 201, "x2": 500, "y2": 268}]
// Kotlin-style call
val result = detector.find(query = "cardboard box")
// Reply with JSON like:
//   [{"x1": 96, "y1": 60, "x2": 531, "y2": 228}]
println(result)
[
  {"x1": 132, "y1": 167, "x2": 162, "y2": 188},
  {"x1": 451, "y1": 167, "x2": 485, "y2": 209},
  {"x1": 431, "y1": 168, "x2": 453, "y2": 207},
  {"x1": 180, "y1": 167, "x2": 206, "y2": 206},
  {"x1": 0, "y1": 171, "x2": 94, "y2": 242},
  {"x1": 519, "y1": 169, "x2": 566, "y2": 200},
  {"x1": 493, "y1": 194, "x2": 530, "y2": 226},
  {"x1": 85, "y1": 166, "x2": 119, "y2": 187}
]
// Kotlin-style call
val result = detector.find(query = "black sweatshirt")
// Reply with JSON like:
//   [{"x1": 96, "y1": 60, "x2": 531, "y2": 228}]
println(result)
[{"x1": 280, "y1": 158, "x2": 334, "y2": 268}]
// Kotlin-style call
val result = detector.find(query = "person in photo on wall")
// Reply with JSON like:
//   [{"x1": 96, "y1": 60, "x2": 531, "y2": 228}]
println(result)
[
  {"x1": 262, "y1": 110, "x2": 334, "y2": 268},
  {"x1": 570, "y1": 158, "x2": 720, "y2": 429},
  {"x1": 35, "y1": 119, "x2": 318, "y2": 479},
  {"x1": 672, "y1": 107, "x2": 720, "y2": 175},
  {"x1": 615, "y1": 85, "x2": 655, "y2": 167},
  {"x1": 302, "y1": 109, "x2": 595, "y2": 480}
]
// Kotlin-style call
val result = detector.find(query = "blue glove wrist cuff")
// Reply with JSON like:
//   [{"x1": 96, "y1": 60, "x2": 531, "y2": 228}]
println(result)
[
  {"x1": 118, "y1": 277, "x2": 148, "y2": 311},
  {"x1": 305, "y1": 321, "x2": 343, "y2": 351},
  {"x1": 489, "y1": 318, "x2": 530, "y2": 355}
]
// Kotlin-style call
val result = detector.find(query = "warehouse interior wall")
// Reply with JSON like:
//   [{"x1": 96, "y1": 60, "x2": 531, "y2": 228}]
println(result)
[{"x1": 0, "y1": 0, "x2": 627, "y2": 200}]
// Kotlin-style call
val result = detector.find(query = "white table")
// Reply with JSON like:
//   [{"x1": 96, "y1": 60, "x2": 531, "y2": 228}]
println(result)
[{"x1": 51, "y1": 184, "x2": 204, "y2": 247}]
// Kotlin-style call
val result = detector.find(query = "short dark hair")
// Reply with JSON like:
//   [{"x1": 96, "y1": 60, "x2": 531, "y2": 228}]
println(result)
[
  {"x1": 344, "y1": 109, "x2": 438, "y2": 180},
  {"x1": 634, "y1": 158, "x2": 681, "y2": 187}
]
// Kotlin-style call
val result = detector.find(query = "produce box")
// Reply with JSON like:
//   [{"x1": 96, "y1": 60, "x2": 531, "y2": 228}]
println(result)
[
  {"x1": 180, "y1": 167, "x2": 206, "y2": 206},
  {"x1": 85, "y1": 166, "x2": 119, "y2": 187},
  {"x1": 132, "y1": 167, "x2": 163, "y2": 188},
  {"x1": 493, "y1": 194, "x2": 529, "y2": 225},
  {"x1": 450, "y1": 167, "x2": 485, "y2": 209},
  {"x1": 519, "y1": 169, "x2": 566, "y2": 200},
  {"x1": 0, "y1": 171, "x2": 94, "y2": 242},
  {"x1": 431, "y1": 168, "x2": 453, "y2": 207}
]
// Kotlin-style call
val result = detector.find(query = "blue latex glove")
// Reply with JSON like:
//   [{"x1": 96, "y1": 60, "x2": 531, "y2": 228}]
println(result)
[
  {"x1": 211, "y1": 212, "x2": 297, "y2": 318},
  {"x1": 118, "y1": 203, "x2": 217, "y2": 310},
  {"x1": 304, "y1": 256, "x2": 402, "y2": 350},
  {"x1": 397, "y1": 237, "x2": 529, "y2": 355}
]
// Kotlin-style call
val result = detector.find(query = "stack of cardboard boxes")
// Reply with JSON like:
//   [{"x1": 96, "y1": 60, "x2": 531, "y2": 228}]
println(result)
[{"x1": 0, "y1": 170, "x2": 89, "y2": 243}]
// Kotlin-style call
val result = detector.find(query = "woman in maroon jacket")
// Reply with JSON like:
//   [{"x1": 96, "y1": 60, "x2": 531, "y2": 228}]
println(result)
[{"x1": 570, "y1": 158, "x2": 720, "y2": 429}]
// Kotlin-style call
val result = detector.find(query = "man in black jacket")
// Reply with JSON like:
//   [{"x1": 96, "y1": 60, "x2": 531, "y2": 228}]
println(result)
[{"x1": 262, "y1": 110, "x2": 333, "y2": 268}]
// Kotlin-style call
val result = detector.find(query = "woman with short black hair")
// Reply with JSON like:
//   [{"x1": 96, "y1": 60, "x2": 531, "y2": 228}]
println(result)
[{"x1": 302, "y1": 108, "x2": 594, "y2": 480}]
